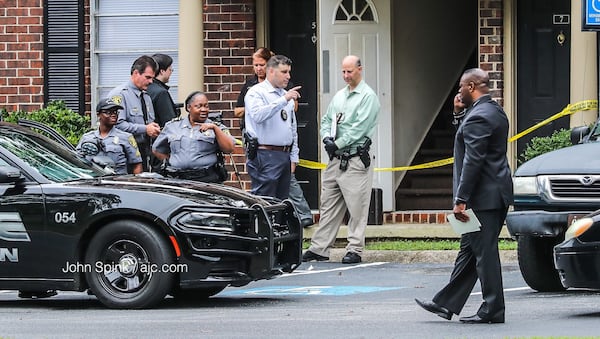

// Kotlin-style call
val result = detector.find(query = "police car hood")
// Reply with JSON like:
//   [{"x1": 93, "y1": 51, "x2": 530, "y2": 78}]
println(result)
[
  {"x1": 65, "y1": 175, "x2": 273, "y2": 208},
  {"x1": 515, "y1": 143, "x2": 600, "y2": 176}
]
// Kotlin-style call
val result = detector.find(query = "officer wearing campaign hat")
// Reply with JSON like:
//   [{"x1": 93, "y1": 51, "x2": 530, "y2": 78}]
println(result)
[{"x1": 76, "y1": 97, "x2": 143, "y2": 174}]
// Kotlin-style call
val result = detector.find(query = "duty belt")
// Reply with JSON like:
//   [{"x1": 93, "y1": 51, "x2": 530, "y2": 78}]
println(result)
[
  {"x1": 333, "y1": 152, "x2": 360, "y2": 159},
  {"x1": 258, "y1": 144, "x2": 293, "y2": 152},
  {"x1": 164, "y1": 166, "x2": 215, "y2": 180}
]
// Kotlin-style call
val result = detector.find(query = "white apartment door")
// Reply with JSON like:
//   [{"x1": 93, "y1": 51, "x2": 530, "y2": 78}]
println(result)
[{"x1": 319, "y1": 0, "x2": 393, "y2": 211}]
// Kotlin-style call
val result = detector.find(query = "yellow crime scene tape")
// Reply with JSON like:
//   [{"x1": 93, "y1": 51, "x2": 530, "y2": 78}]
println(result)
[{"x1": 295, "y1": 99, "x2": 598, "y2": 172}]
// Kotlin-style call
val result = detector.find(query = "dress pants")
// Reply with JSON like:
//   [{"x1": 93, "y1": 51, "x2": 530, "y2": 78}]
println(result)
[
  {"x1": 432, "y1": 207, "x2": 509, "y2": 318},
  {"x1": 308, "y1": 156, "x2": 373, "y2": 256},
  {"x1": 247, "y1": 149, "x2": 291, "y2": 200},
  {"x1": 289, "y1": 173, "x2": 313, "y2": 222}
]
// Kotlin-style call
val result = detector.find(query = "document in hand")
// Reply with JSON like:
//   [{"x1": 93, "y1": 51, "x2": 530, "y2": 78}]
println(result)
[{"x1": 446, "y1": 209, "x2": 482, "y2": 235}]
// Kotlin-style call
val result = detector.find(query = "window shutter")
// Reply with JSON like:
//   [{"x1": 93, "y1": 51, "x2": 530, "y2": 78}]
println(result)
[{"x1": 44, "y1": 0, "x2": 84, "y2": 114}]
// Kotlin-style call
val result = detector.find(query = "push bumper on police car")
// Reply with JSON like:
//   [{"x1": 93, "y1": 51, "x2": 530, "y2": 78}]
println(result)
[{"x1": 171, "y1": 200, "x2": 303, "y2": 289}]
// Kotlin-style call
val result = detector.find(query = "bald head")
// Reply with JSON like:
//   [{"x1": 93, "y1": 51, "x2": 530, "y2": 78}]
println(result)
[
  {"x1": 341, "y1": 55, "x2": 363, "y2": 90},
  {"x1": 458, "y1": 68, "x2": 490, "y2": 106}
]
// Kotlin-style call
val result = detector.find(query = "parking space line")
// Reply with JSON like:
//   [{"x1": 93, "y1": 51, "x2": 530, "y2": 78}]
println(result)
[
  {"x1": 471, "y1": 286, "x2": 531, "y2": 296},
  {"x1": 281, "y1": 262, "x2": 388, "y2": 277}
]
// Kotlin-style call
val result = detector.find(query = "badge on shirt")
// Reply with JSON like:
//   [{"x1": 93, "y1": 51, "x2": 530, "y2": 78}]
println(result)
[
  {"x1": 113, "y1": 136, "x2": 119, "y2": 145},
  {"x1": 281, "y1": 109, "x2": 288, "y2": 121}
]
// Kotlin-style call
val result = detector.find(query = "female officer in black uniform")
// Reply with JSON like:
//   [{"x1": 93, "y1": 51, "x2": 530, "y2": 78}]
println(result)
[{"x1": 152, "y1": 91, "x2": 235, "y2": 183}]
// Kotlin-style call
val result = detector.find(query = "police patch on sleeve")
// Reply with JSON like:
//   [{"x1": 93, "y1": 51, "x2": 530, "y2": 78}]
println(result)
[
  {"x1": 128, "y1": 135, "x2": 141, "y2": 157},
  {"x1": 111, "y1": 95, "x2": 123, "y2": 105}
]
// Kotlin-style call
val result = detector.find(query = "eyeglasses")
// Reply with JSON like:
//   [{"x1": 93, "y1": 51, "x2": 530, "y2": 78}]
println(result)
[{"x1": 100, "y1": 110, "x2": 119, "y2": 116}]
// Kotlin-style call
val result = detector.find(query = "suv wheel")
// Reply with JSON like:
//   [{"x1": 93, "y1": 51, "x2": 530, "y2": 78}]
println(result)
[{"x1": 517, "y1": 235, "x2": 566, "y2": 292}]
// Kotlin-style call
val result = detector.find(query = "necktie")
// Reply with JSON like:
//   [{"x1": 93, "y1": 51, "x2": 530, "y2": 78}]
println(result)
[{"x1": 140, "y1": 92, "x2": 148, "y2": 124}]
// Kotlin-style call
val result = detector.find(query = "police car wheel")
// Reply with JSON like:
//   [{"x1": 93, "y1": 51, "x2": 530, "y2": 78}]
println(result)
[
  {"x1": 170, "y1": 286, "x2": 226, "y2": 300},
  {"x1": 84, "y1": 220, "x2": 175, "y2": 309}
]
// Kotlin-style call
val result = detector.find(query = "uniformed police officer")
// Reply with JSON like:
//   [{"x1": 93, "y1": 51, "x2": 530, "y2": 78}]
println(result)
[
  {"x1": 108, "y1": 55, "x2": 161, "y2": 172},
  {"x1": 152, "y1": 91, "x2": 235, "y2": 183},
  {"x1": 244, "y1": 54, "x2": 300, "y2": 200},
  {"x1": 76, "y1": 97, "x2": 143, "y2": 175}
]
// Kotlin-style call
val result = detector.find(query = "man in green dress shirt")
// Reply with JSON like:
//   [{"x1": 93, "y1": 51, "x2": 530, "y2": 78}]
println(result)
[{"x1": 303, "y1": 55, "x2": 380, "y2": 264}]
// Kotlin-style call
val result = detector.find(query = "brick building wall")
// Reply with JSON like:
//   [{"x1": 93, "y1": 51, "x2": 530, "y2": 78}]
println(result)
[
  {"x1": 203, "y1": 0, "x2": 256, "y2": 190},
  {"x1": 479, "y1": 0, "x2": 504, "y2": 106},
  {"x1": 0, "y1": 0, "x2": 44, "y2": 113},
  {"x1": 0, "y1": 0, "x2": 92, "y2": 115}
]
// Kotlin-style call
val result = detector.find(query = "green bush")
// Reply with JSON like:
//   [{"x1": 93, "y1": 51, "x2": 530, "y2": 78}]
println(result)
[
  {"x1": 0, "y1": 100, "x2": 91, "y2": 145},
  {"x1": 518, "y1": 128, "x2": 572, "y2": 165}
]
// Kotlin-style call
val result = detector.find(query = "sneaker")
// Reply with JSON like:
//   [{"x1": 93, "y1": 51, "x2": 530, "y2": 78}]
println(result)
[
  {"x1": 341, "y1": 252, "x2": 361, "y2": 264},
  {"x1": 302, "y1": 250, "x2": 329, "y2": 262}
]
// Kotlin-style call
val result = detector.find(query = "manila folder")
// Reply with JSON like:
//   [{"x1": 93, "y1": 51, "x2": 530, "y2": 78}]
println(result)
[{"x1": 446, "y1": 209, "x2": 481, "y2": 235}]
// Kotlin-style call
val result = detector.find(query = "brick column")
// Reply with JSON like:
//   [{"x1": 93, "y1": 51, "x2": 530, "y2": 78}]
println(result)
[
  {"x1": 479, "y1": 0, "x2": 504, "y2": 106},
  {"x1": 203, "y1": 0, "x2": 256, "y2": 190}
]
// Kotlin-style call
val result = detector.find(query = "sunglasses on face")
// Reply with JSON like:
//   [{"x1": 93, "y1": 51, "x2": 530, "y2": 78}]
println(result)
[{"x1": 100, "y1": 110, "x2": 119, "y2": 116}]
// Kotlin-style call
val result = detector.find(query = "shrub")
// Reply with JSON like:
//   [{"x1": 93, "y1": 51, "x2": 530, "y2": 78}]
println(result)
[
  {"x1": 518, "y1": 128, "x2": 572, "y2": 165},
  {"x1": 0, "y1": 101, "x2": 91, "y2": 145}
]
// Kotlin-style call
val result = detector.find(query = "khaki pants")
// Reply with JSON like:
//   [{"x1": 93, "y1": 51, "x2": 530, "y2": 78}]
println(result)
[{"x1": 308, "y1": 156, "x2": 374, "y2": 256}]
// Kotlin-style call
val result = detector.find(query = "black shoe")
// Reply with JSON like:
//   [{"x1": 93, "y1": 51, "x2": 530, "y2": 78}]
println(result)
[
  {"x1": 302, "y1": 250, "x2": 329, "y2": 262},
  {"x1": 414, "y1": 298, "x2": 452, "y2": 320},
  {"x1": 341, "y1": 252, "x2": 361, "y2": 264},
  {"x1": 300, "y1": 218, "x2": 314, "y2": 228},
  {"x1": 459, "y1": 314, "x2": 504, "y2": 324}
]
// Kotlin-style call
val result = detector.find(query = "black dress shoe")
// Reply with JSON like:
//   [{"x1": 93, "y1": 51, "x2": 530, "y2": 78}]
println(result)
[
  {"x1": 414, "y1": 298, "x2": 452, "y2": 320},
  {"x1": 459, "y1": 314, "x2": 504, "y2": 324},
  {"x1": 302, "y1": 250, "x2": 329, "y2": 262},
  {"x1": 300, "y1": 218, "x2": 314, "y2": 228},
  {"x1": 341, "y1": 252, "x2": 361, "y2": 264}
]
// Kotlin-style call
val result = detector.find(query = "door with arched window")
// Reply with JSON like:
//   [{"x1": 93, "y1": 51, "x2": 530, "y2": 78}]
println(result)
[{"x1": 319, "y1": 0, "x2": 393, "y2": 210}]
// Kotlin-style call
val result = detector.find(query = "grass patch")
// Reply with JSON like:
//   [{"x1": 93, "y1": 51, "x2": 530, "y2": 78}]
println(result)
[
  {"x1": 365, "y1": 239, "x2": 516, "y2": 251},
  {"x1": 302, "y1": 239, "x2": 517, "y2": 251}
]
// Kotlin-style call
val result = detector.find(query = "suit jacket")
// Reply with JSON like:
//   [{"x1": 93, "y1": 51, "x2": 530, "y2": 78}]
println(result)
[{"x1": 453, "y1": 94, "x2": 513, "y2": 210}]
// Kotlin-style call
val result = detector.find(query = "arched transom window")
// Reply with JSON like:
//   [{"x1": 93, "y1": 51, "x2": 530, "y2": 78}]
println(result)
[{"x1": 334, "y1": 0, "x2": 377, "y2": 22}]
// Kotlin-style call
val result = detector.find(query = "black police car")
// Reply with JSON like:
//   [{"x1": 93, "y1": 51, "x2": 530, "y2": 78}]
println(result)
[
  {"x1": 0, "y1": 121, "x2": 302, "y2": 308},
  {"x1": 554, "y1": 209, "x2": 600, "y2": 290}
]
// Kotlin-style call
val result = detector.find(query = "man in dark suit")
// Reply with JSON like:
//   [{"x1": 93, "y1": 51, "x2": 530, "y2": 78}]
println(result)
[{"x1": 415, "y1": 68, "x2": 513, "y2": 324}]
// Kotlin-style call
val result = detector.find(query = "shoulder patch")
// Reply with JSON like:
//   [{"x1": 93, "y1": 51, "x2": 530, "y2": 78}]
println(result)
[
  {"x1": 111, "y1": 95, "x2": 123, "y2": 105},
  {"x1": 128, "y1": 135, "x2": 138, "y2": 148}
]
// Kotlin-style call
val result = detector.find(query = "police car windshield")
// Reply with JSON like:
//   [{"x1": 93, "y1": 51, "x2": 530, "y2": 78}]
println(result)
[{"x1": 0, "y1": 127, "x2": 106, "y2": 182}]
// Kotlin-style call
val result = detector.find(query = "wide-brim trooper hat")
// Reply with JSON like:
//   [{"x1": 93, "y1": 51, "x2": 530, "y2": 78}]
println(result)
[{"x1": 96, "y1": 97, "x2": 124, "y2": 112}]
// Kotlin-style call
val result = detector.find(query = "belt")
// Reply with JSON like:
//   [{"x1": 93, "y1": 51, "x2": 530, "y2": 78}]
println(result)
[
  {"x1": 258, "y1": 144, "x2": 292, "y2": 152},
  {"x1": 334, "y1": 152, "x2": 360, "y2": 159},
  {"x1": 164, "y1": 166, "x2": 215, "y2": 179}
]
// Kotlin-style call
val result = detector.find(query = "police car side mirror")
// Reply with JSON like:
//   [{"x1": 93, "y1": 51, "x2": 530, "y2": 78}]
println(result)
[
  {"x1": 0, "y1": 166, "x2": 23, "y2": 184},
  {"x1": 570, "y1": 125, "x2": 591, "y2": 145}
]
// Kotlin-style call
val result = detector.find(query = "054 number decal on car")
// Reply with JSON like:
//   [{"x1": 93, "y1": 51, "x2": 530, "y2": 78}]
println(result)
[{"x1": 54, "y1": 212, "x2": 76, "y2": 223}]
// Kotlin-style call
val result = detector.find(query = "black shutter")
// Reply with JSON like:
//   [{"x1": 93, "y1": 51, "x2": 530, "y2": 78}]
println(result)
[{"x1": 44, "y1": 0, "x2": 84, "y2": 114}]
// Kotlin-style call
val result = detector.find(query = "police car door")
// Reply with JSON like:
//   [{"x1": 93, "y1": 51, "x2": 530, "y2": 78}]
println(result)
[{"x1": 0, "y1": 156, "x2": 45, "y2": 286}]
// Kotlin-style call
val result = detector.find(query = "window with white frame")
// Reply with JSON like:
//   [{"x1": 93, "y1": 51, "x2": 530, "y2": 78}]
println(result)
[{"x1": 91, "y1": 0, "x2": 179, "y2": 114}]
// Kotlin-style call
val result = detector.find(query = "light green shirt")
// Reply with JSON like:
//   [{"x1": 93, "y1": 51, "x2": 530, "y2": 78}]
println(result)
[{"x1": 320, "y1": 80, "x2": 380, "y2": 153}]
